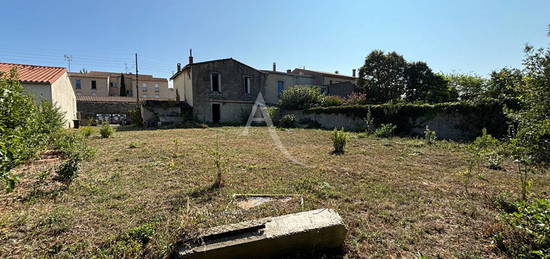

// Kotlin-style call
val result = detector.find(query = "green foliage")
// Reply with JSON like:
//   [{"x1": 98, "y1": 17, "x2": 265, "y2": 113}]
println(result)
[
  {"x1": 487, "y1": 68, "x2": 524, "y2": 100},
  {"x1": 119, "y1": 73, "x2": 127, "y2": 96},
  {"x1": 307, "y1": 101, "x2": 514, "y2": 139},
  {"x1": 206, "y1": 137, "x2": 226, "y2": 188},
  {"x1": 357, "y1": 50, "x2": 407, "y2": 103},
  {"x1": 54, "y1": 158, "x2": 80, "y2": 184},
  {"x1": 104, "y1": 222, "x2": 156, "y2": 257},
  {"x1": 373, "y1": 123, "x2": 397, "y2": 138},
  {"x1": 444, "y1": 73, "x2": 488, "y2": 101},
  {"x1": 405, "y1": 62, "x2": 454, "y2": 103},
  {"x1": 423, "y1": 126, "x2": 437, "y2": 145},
  {"x1": 265, "y1": 106, "x2": 280, "y2": 125},
  {"x1": 279, "y1": 114, "x2": 296, "y2": 128},
  {"x1": 331, "y1": 128, "x2": 349, "y2": 153},
  {"x1": 0, "y1": 69, "x2": 73, "y2": 191},
  {"x1": 80, "y1": 127, "x2": 94, "y2": 138},
  {"x1": 278, "y1": 86, "x2": 324, "y2": 109},
  {"x1": 473, "y1": 128, "x2": 503, "y2": 170},
  {"x1": 35, "y1": 100, "x2": 66, "y2": 135},
  {"x1": 321, "y1": 95, "x2": 344, "y2": 107},
  {"x1": 344, "y1": 92, "x2": 368, "y2": 105},
  {"x1": 363, "y1": 107, "x2": 375, "y2": 134},
  {"x1": 100, "y1": 123, "x2": 114, "y2": 138},
  {"x1": 495, "y1": 198, "x2": 550, "y2": 258}
]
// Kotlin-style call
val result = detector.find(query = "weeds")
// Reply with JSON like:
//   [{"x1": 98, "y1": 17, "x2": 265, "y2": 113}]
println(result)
[
  {"x1": 424, "y1": 125, "x2": 437, "y2": 145},
  {"x1": 206, "y1": 136, "x2": 226, "y2": 188},
  {"x1": 80, "y1": 127, "x2": 94, "y2": 138},
  {"x1": 100, "y1": 123, "x2": 114, "y2": 138},
  {"x1": 373, "y1": 123, "x2": 396, "y2": 138},
  {"x1": 279, "y1": 114, "x2": 296, "y2": 128},
  {"x1": 331, "y1": 128, "x2": 349, "y2": 154}
]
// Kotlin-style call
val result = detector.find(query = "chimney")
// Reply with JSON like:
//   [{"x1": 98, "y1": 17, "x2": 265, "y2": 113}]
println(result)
[
  {"x1": 188, "y1": 49, "x2": 193, "y2": 64},
  {"x1": 352, "y1": 69, "x2": 356, "y2": 77},
  {"x1": 177, "y1": 63, "x2": 181, "y2": 72},
  {"x1": 273, "y1": 62, "x2": 276, "y2": 72},
  {"x1": 286, "y1": 69, "x2": 291, "y2": 73}
]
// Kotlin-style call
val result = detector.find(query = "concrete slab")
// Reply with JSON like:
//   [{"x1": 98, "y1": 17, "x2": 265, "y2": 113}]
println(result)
[{"x1": 171, "y1": 208, "x2": 347, "y2": 259}]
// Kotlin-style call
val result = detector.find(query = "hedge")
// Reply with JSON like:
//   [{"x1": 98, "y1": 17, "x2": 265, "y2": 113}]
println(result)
[{"x1": 305, "y1": 100, "x2": 520, "y2": 138}]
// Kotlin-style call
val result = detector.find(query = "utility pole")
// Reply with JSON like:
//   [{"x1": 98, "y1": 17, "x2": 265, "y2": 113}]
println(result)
[
  {"x1": 64, "y1": 54, "x2": 72, "y2": 72},
  {"x1": 135, "y1": 53, "x2": 139, "y2": 104}
]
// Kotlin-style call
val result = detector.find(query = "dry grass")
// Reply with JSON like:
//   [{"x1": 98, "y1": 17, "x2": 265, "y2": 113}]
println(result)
[{"x1": 0, "y1": 126, "x2": 548, "y2": 258}]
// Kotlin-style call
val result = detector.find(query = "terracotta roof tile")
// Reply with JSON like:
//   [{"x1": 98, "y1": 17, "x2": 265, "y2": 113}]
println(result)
[{"x1": 0, "y1": 63, "x2": 66, "y2": 84}]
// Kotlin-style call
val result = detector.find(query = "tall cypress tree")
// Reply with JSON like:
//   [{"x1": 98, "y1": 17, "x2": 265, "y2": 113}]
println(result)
[{"x1": 120, "y1": 73, "x2": 127, "y2": 96}]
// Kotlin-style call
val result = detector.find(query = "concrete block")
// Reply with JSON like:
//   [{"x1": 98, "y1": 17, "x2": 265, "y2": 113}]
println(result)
[{"x1": 171, "y1": 208, "x2": 347, "y2": 258}]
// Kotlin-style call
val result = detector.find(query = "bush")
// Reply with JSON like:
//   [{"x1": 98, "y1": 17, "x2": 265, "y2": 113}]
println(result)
[
  {"x1": 495, "y1": 198, "x2": 550, "y2": 257},
  {"x1": 473, "y1": 128, "x2": 503, "y2": 169},
  {"x1": 321, "y1": 95, "x2": 344, "y2": 107},
  {"x1": 278, "y1": 86, "x2": 324, "y2": 109},
  {"x1": 35, "y1": 100, "x2": 65, "y2": 136},
  {"x1": 424, "y1": 125, "x2": 437, "y2": 144},
  {"x1": 80, "y1": 127, "x2": 94, "y2": 138},
  {"x1": 331, "y1": 128, "x2": 349, "y2": 153},
  {"x1": 279, "y1": 114, "x2": 296, "y2": 128},
  {"x1": 344, "y1": 92, "x2": 368, "y2": 105},
  {"x1": 100, "y1": 123, "x2": 114, "y2": 138},
  {"x1": 373, "y1": 123, "x2": 397, "y2": 138},
  {"x1": 265, "y1": 106, "x2": 280, "y2": 125}
]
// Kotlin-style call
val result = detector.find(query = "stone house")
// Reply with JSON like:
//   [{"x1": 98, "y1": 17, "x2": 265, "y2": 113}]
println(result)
[
  {"x1": 171, "y1": 55, "x2": 265, "y2": 123},
  {"x1": 262, "y1": 65, "x2": 358, "y2": 105},
  {"x1": 0, "y1": 63, "x2": 77, "y2": 128},
  {"x1": 68, "y1": 71, "x2": 176, "y2": 100}
]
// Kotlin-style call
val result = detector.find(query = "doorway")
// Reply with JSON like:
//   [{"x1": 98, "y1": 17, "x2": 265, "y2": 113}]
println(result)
[{"x1": 212, "y1": 103, "x2": 221, "y2": 124}]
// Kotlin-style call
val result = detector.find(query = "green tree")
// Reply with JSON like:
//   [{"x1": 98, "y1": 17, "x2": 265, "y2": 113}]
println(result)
[
  {"x1": 508, "y1": 44, "x2": 550, "y2": 165},
  {"x1": 0, "y1": 69, "x2": 39, "y2": 189},
  {"x1": 405, "y1": 62, "x2": 453, "y2": 103},
  {"x1": 357, "y1": 50, "x2": 407, "y2": 103},
  {"x1": 120, "y1": 73, "x2": 127, "y2": 96},
  {"x1": 486, "y1": 68, "x2": 524, "y2": 100},
  {"x1": 444, "y1": 73, "x2": 488, "y2": 101}
]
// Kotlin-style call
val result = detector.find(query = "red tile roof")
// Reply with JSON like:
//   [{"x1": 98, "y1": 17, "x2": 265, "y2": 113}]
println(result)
[
  {"x1": 76, "y1": 95, "x2": 175, "y2": 102},
  {"x1": 0, "y1": 63, "x2": 66, "y2": 84}
]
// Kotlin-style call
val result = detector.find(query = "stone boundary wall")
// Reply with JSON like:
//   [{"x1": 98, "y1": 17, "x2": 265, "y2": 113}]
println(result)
[
  {"x1": 282, "y1": 109, "x2": 488, "y2": 140},
  {"x1": 77, "y1": 100, "x2": 138, "y2": 121}
]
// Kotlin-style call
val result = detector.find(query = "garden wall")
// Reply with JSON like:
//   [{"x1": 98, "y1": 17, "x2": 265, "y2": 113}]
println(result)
[{"x1": 283, "y1": 102, "x2": 514, "y2": 140}]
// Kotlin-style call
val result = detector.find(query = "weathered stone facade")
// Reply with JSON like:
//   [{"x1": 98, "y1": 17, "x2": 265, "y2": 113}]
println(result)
[
  {"x1": 172, "y1": 58, "x2": 266, "y2": 123},
  {"x1": 77, "y1": 99, "x2": 137, "y2": 123}
]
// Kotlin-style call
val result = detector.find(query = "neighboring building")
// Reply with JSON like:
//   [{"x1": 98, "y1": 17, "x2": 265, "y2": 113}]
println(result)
[
  {"x1": 0, "y1": 63, "x2": 77, "y2": 128},
  {"x1": 68, "y1": 71, "x2": 176, "y2": 100},
  {"x1": 171, "y1": 55, "x2": 265, "y2": 123},
  {"x1": 262, "y1": 65, "x2": 358, "y2": 105}
]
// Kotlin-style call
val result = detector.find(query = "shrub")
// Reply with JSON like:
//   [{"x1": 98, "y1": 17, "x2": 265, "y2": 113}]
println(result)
[
  {"x1": 424, "y1": 125, "x2": 437, "y2": 144},
  {"x1": 279, "y1": 114, "x2": 296, "y2": 128},
  {"x1": 321, "y1": 95, "x2": 344, "y2": 107},
  {"x1": 265, "y1": 106, "x2": 280, "y2": 125},
  {"x1": 53, "y1": 158, "x2": 80, "y2": 184},
  {"x1": 331, "y1": 128, "x2": 349, "y2": 153},
  {"x1": 373, "y1": 123, "x2": 397, "y2": 138},
  {"x1": 363, "y1": 107, "x2": 376, "y2": 134},
  {"x1": 80, "y1": 127, "x2": 94, "y2": 138},
  {"x1": 100, "y1": 123, "x2": 114, "y2": 138},
  {"x1": 278, "y1": 86, "x2": 324, "y2": 109},
  {"x1": 35, "y1": 100, "x2": 65, "y2": 136},
  {"x1": 473, "y1": 128, "x2": 503, "y2": 170},
  {"x1": 344, "y1": 92, "x2": 368, "y2": 105},
  {"x1": 495, "y1": 198, "x2": 550, "y2": 257}
]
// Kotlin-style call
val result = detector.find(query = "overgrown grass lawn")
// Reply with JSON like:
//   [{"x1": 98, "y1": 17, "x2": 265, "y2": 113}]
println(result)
[{"x1": 1, "y1": 127, "x2": 548, "y2": 258}]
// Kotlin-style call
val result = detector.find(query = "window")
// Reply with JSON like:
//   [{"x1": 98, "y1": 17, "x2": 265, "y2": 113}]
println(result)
[
  {"x1": 91, "y1": 80, "x2": 96, "y2": 89},
  {"x1": 277, "y1": 81, "x2": 285, "y2": 96},
  {"x1": 211, "y1": 73, "x2": 220, "y2": 92},
  {"x1": 244, "y1": 76, "x2": 251, "y2": 94},
  {"x1": 155, "y1": 95, "x2": 160, "y2": 98},
  {"x1": 154, "y1": 83, "x2": 160, "y2": 91},
  {"x1": 75, "y1": 79, "x2": 81, "y2": 89},
  {"x1": 142, "y1": 83, "x2": 147, "y2": 92}
]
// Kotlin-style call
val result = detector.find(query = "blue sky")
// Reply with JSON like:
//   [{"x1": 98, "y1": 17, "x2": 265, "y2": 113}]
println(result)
[{"x1": 1, "y1": 0, "x2": 548, "y2": 80}]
